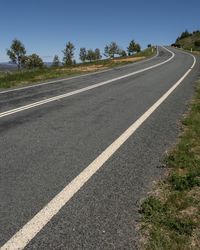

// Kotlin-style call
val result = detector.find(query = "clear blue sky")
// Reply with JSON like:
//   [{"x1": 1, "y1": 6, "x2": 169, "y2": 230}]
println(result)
[{"x1": 0, "y1": 0, "x2": 199, "y2": 62}]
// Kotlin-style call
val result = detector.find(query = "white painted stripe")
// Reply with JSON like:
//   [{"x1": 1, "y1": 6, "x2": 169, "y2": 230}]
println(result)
[
  {"x1": 0, "y1": 51, "x2": 196, "y2": 250},
  {"x1": 0, "y1": 68, "x2": 112, "y2": 95},
  {"x1": 0, "y1": 47, "x2": 173, "y2": 119},
  {"x1": 0, "y1": 47, "x2": 159, "y2": 95}
]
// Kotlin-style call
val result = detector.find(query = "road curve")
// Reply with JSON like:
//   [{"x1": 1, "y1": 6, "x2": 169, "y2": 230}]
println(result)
[{"x1": 0, "y1": 47, "x2": 199, "y2": 249}]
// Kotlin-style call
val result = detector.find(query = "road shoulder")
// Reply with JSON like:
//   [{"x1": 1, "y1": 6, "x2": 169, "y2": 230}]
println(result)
[{"x1": 139, "y1": 78, "x2": 200, "y2": 250}]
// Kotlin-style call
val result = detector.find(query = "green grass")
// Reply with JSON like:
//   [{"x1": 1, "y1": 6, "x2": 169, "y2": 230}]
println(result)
[
  {"x1": 0, "y1": 68, "x2": 86, "y2": 89},
  {"x1": 140, "y1": 80, "x2": 200, "y2": 250},
  {"x1": 0, "y1": 47, "x2": 155, "y2": 89}
]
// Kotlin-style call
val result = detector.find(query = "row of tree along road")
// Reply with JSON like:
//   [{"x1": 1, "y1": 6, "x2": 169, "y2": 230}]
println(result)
[{"x1": 6, "y1": 39, "x2": 145, "y2": 70}]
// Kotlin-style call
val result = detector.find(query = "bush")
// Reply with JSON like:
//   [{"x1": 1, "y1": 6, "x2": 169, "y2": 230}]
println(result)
[
  {"x1": 169, "y1": 173, "x2": 200, "y2": 191},
  {"x1": 24, "y1": 54, "x2": 44, "y2": 69},
  {"x1": 194, "y1": 40, "x2": 200, "y2": 47},
  {"x1": 140, "y1": 196, "x2": 167, "y2": 219}
]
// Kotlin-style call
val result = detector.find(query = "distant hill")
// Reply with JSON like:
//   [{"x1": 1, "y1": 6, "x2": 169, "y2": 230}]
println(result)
[
  {"x1": 173, "y1": 30, "x2": 200, "y2": 51},
  {"x1": 0, "y1": 62, "x2": 52, "y2": 72},
  {"x1": 0, "y1": 63, "x2": 17, "y2": 71}
]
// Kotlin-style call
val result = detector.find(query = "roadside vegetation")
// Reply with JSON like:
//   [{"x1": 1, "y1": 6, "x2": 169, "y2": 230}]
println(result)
[
  {"x1": 0, "y1": 43, "x2": 155, "y2": 89},
  {"x1": 172, "y1": 29, "x2": 200, "y2": 52},
  {"x1": 139, "y1": 79, "x2": 200, "y2": 250}
]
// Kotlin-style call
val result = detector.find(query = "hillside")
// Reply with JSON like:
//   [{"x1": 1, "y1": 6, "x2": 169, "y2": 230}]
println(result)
[
  {"x1": 175, "y1": 30, "x2": 200, "y2": 51},
  {"x1": 0, "y1": 63, "x2": 17, "y2": 71}
]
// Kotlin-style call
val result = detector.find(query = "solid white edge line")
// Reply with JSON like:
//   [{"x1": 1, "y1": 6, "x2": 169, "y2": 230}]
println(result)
[
  {"x1": 0, "y1": 50, "x2": 196, "y2": 250},
  {"x1": 0, "y1": 68, "x2": 112, "y2": 94},
  {"x1": 0, "y1": 47, "x2": 159, "y2": 95},
  {"x1": 0, "y1": 46, "x2": 173, "y2": 119}
]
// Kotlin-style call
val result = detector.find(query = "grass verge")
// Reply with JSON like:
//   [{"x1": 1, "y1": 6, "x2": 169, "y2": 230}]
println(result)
[
  {"x1": 0, "y1": 47, "x2": 155, "y2": 89},
  {"x1": 139, "y1": 79, "x2": 200, "y2": 250}
]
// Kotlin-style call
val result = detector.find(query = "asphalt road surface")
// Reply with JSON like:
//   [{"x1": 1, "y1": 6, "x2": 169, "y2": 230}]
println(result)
[{"x1": 0, "y1": 47, "x2": 199, "y2": 249}]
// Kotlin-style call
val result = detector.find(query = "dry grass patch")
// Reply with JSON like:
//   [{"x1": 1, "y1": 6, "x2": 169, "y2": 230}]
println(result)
[
  {"x1": 71, "y1": 65, "x2": 107, "y2": 72},
  {"x1": 113, "y1": 56, "x2": 145, "y2": 62}
]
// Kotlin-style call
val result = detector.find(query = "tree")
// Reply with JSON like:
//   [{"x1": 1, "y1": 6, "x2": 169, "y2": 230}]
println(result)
[
  {"x1": 176, "y1": 29, "x2": 192, "y2": 42},
  {"x1": 134, "y1": 43, "x2": 141, "y2": 53},
  {"x1": 7, "y1": 39, "x2": 26, "y2": 70},
  {"x1": 52, "y1": 55, "x2": 60, "y2": 67},
  {"x1": 120, "y1": 50, "x2": 127, "y2": 57},
  {"x1": 104, "y1": 42, "x2": 120, "y2": 58},
  {"x1": 63, "y1": 41, "x2": 75, "y2": 65},
  {"x1": 127, "y1": 40, "x2": 136, "y2": 55},
  {"x1": 147, "y1": 44, "x2": 152, "y2": 48},
  {"x1": 176, "y1": 37, "x2": 180, "y2": 43},
  {"x1": 127, "y1": 40, "x2": 141, "y2": 54},
  {"x1": 79, "y1": 48, "x2": 87, "y2": 62},
  {"x1": 86, "y1": 49, "x2": 96, "y2": 62},
  {"x1": 193, "y1": 30, "x2": 200, "y2": 35},
  {"x1": 94, "y1": 48, "x2": 102, "y2": 60},
  {"x1": 180, "y1": 29, "x2": 191, "y2": 39},
  {"x1": 24, "y1": 54, "x2": 44, "y2": 69}
]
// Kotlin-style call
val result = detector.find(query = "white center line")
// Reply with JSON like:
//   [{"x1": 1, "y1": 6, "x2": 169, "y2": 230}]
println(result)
[
  {"x1": 0, "y1": 47, "x2": 173, "y2": 119},
  {"x1": 0, "y1": 50, "x2": 196, "y2": 250}
]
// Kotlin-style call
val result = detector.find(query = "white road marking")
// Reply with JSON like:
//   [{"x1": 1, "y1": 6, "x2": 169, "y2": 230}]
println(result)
[
  {"x1": 0, "y1": 47, "x2": 173, "y2": 119},
  {"x1": 0, "y1": 47, "x2": 159, "y2": 95},
  {"x1": 0, "y1": 68, "x2": 112, "y2": 95},
  {"x1": 0, "y1": 51, "x2": 196, "y2": 250}
]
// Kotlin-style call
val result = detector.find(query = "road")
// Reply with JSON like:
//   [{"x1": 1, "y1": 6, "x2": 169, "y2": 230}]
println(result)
[{"x1": 0, "y1": 47, "x2": 199, "y2": 249}]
